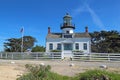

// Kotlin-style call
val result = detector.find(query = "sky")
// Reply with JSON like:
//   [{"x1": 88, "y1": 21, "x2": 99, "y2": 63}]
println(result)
[{"x1": 0, "y1": 0, "x2": 120, "y2": 51}]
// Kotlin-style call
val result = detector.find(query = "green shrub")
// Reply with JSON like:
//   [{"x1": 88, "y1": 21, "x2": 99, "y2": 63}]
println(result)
[
  {"x1": 73, "y1": 69, "x2": 120, "y2": 80},
  {"x1": 17, "y1": 64, "x2": 70, "y2": 80},
  {"x1": 72, "y1": 50, "x2": 84, "y2": 53},
  {"x1": 51, "y1": 50, "x2": 61, "y2": 52},
  {"x1": 17, "y1": 65, "x2": 120, "y2": 80}
]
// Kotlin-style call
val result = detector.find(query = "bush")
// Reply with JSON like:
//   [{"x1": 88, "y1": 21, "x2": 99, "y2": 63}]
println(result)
[
  {"x1": 17, "y1": 65, "x2": 120, "y2": 80},
  {"x1": 17, "y1": 64, "x2": 70, "y2": 80},
  {"x1": 51, "y1": 50, "x2": 61, "y2": 52},
  {"x1": 73, "y1": 69, "x2": 120, "y2": 80},
  {"x1": 72, "y1": 50, "x2": 84, "y2": 53}
]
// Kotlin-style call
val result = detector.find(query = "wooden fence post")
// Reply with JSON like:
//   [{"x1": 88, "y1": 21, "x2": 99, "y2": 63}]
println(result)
[
  {"x1": 5, "y1": 53, "x2": 7, "y2": 59},
  {"x1": 89, "y1": 53, "x2": 91, "y2": 61},
  {"x1": 12, "y1": 53, "x2": 13, "y2": 60},
  {"x1": 36, "y1": 53, "x2": 38, "y2": 59},
  {"x1": 108, "y1": 54, "x2": 110, "y2": 61},
  {"x1": 0, "y1": 53, "x2": 2, "y2": 58}
]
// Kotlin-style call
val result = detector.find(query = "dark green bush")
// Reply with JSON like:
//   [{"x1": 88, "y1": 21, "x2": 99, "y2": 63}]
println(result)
[{"x1": 51, "y1": 50, "x2": 61, "y2": 52}]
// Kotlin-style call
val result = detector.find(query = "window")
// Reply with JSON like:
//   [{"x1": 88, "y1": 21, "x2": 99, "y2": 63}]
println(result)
[
  {"x1": 75, "y1": 43, "x2": 79, "y2": 50},
  {"x1": 66, "y1": 31, "x2": 69, "y2": 34},
  {"x1": 64, "y1": 35, "x2": 72, "y2": 38},
  {"x1": 57, "y1": 44, "x2": 61, "y2": 50},
  {"x1": 49, "y1": 43, "x2": 53, "y2": 50},
  {"x1": 83, "y1": 43, "x2": 87, "y2": 50},
  {"x1": 64, "y1": 43, "x2": 73, "y2": 50}
]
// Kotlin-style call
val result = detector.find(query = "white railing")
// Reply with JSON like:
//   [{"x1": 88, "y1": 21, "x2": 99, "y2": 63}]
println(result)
[
  {"x1": 72, "y1": 52, "x2": 120, "y2": 61},
  {"x1": 0, "y1": 52, "x2": 62, "y2": 60},
  {"x1": 0, "y1": 52, "x2": 120, "y2": 61}
]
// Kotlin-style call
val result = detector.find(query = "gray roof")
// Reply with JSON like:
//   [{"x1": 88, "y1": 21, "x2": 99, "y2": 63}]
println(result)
[{"x1": 46, "y1": 33, "x2": 91, "y2": 38}]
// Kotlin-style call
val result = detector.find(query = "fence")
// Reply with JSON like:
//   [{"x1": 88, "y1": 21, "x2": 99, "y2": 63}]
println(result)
[
  {"x1": 72, "y1": 53, "x2": 120, "y2": 61},
  {"x1": 0, "y1": 52, "x2": 61, "y2": 60},
  {"x1": 0, "y1": 52, "x2": 120, "y2": 61}
]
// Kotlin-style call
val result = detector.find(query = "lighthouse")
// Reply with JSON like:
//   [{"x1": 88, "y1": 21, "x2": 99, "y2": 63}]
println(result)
[
  {"x1": 61, "y1": 13, "x2": 75, "y2": 34},
  {"x1": 46, "y1": 13, "x2": 91, "y2": 58}
]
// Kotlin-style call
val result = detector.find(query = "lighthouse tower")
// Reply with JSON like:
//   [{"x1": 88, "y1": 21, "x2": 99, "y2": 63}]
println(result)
[{"x1": 61, "y1": 13, "x2": 75, "y2": 34}]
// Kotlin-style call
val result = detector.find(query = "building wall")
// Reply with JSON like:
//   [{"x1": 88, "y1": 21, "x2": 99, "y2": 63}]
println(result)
[
  {"x1": 62, "y1": 28, "x2": 74, "y2": 33},
  {"x1": 46, "y1": 38, "x2": 91, "y2": 53}
]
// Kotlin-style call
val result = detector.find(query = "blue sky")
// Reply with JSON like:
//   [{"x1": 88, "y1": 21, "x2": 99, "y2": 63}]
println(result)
[{"x1": 0, "y1": 0, "x2": 120, "y2": 51}]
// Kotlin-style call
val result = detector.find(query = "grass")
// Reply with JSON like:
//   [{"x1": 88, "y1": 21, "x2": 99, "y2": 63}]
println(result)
[{"x1": 73, "y1": 69, "x2": 120, "y2": 80}]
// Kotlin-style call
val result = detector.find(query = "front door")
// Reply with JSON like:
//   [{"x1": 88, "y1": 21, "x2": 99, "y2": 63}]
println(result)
[
  {"x1": 63, "y1": 43, "x2": 73, "y2": 57},
  {"x1": 64, "y1": 43, "x2": 73, "y2": 50}
]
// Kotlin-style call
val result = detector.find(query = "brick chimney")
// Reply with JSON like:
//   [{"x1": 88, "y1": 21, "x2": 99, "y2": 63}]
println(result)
[
  {"x1": 85, "y1": 26, "x2": 88, "y2": 33},
  {"x1": 48, "y1": 27, "x2": 51, "y2": 34}
]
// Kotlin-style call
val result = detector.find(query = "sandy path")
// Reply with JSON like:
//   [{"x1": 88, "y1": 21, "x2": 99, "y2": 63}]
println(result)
[
  {"x1": 0, "y1": 65, "x2": 24, "y2": 80},
  {"x1": 0, "y1": 60, "x2": 120, "y2": 80}
]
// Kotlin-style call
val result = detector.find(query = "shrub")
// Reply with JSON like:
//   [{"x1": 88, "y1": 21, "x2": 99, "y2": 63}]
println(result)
[
  {"x1": 17, "y1": 65, "x2": 120, "y2": 80},
  {"x1": 17, "y1": 64, "x2": 70, "y2": 80},
  {"x1": 73, "y1": 69, "x2": 120, "y2": 80},
  {"x1": 51, "y1": 50, "x2": 61, "y2": 52},
  {"x1": 72, "y1": 50, "x2": 84, "y2": 53}
]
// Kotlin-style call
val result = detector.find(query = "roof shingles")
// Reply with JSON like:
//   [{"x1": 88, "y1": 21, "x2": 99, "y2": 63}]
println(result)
[{"x1": 47, "y1": 33, "x2": 90, "y2": 38}]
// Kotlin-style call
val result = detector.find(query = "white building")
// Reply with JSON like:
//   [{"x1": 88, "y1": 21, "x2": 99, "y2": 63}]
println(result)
[{"x1": 46, "y1": 13, "x2": 91, "y2": 58}]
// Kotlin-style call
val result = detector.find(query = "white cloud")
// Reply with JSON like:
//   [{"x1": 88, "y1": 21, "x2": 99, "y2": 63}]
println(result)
[
  {"x1": 85, "y1": 4, "x2": 106, "y2": 30},
  {"x1": 72, "y1": 2, "x2": 106, "y2": 30},
  {"x1": 72, "y1": 6, "x2": 87, "y2": 17}
]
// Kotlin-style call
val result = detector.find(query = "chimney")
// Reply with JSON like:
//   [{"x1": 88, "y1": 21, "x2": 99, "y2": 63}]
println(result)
[
  {"x1": 48, "y1": 27, "x2": 51, "y2": 34},
  {"x1": 85, "y1": 26, "x2": 88, "y2": 33}
]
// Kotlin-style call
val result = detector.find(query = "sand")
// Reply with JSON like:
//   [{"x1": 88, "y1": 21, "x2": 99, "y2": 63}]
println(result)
[{"x1": 0, "y1": 60, "x2": 120, "y2": 80}]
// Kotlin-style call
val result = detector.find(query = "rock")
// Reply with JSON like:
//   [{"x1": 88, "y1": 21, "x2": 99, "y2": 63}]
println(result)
[
  {"x1": 69, "y1": 63, "x2": 75, "y2": 67},
  {"x1": 40, "y1": 63, "x2": 45, "y2": 66},
  {"x1": 99, "y1": 65, "x2": 107, "y2": 69},
  {"x1": 17, "y1": 74, "x2": 23, "y2": 77},
  {"x1": 11, "y1": 61, "x2": 15, "y2": 64}
]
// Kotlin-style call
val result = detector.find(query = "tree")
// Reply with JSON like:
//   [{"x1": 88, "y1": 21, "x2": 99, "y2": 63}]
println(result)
[
  {"x1": 4, "y1": 36, "x2": 36, "y2": 52},
  {"x1": 90, "y1": 30, "x2": 120, "y2": 53},
  {"x1": 32, "y1": 45, "x2": 45, "y2": 52},
  {"x1": 4, "y1": 38, "x2": 21, "y2": 52},
  {"x1": 22, "y1": 36, "x2": 37, "y2": 51}
]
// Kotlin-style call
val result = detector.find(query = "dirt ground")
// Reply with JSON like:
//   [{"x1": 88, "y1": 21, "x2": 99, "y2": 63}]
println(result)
[{"x1": 0, "y1": 60, "x2": 120, "y2": 80}]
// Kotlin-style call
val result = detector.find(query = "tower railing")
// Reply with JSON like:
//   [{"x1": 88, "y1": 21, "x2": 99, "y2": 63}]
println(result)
[{"x1": 60, "y1": 23, "x2": 75, "y2": 29}]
